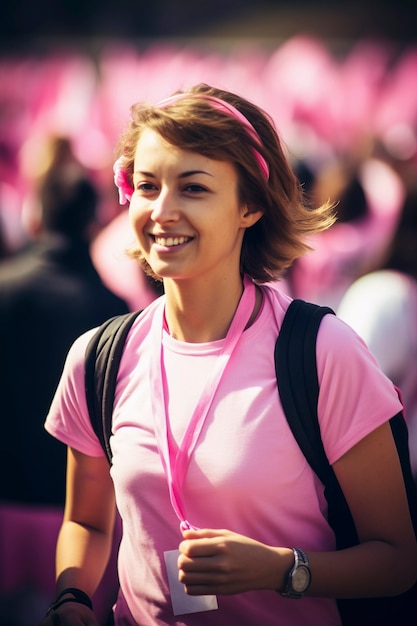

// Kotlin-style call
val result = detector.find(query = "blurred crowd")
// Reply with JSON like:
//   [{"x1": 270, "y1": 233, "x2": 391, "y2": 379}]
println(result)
[
  {"x1": 1, "y1": 36, "x2": 417, "y2": 301},
  {"x1": 1, "y1": 36, "x2": 416, "y2": 298},
  {"x1": 0, "y1": 35, "x2": 416, "y2": 625}
]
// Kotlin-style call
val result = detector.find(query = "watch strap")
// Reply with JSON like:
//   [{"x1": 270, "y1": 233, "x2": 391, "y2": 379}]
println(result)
[{"x1": 280, "y1": 547, "x2": 311, "y2": 599}]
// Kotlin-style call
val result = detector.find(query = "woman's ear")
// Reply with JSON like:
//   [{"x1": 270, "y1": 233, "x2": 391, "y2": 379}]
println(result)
[{"x1": 240, "y1": 204, "x2": 263, "y2": 228}]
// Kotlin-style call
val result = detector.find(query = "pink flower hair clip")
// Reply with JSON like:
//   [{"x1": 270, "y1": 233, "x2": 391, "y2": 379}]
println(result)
[{"x1": 113, "y1": 156, "x2": 134, "y2": 205}]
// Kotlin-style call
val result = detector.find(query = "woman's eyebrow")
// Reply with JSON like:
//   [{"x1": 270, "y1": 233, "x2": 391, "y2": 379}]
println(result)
[
  {"x1": 134, "y1": 169, "x2": 213, "y2": 178},
  {"x1": 134, "y1": 170, "x2": 155, "y2": 177},
  {"x1": 178, "y1": 170, "x2": 214, "y2": 178}
]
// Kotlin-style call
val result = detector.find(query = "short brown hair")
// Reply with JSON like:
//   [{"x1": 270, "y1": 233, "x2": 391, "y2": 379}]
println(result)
[{"x1": 116, "y1": 83, "x2": 335, "y2": 282}]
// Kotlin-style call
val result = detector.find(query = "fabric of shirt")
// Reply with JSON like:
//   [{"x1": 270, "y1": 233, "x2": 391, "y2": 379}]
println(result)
[{"x1": 45, "y1": 284, "x2": 402, "y2": 626}]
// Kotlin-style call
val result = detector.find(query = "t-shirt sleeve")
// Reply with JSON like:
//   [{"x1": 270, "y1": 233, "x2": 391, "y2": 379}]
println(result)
[
  {"x1": 316, "y1": 314, "x2": 403, "y2": 465},
  {"x1": 44, "y1": 328, "x2": 105, "y2": 457}
]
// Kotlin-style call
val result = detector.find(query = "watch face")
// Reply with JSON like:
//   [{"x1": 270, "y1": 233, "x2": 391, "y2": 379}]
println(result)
[{"x1": 292, "y1": 565, "x2": 310, "y2": 592}]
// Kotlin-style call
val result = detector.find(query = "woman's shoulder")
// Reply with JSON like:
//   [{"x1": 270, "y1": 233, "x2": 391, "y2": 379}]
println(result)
[{"x1": 259, "y1": 280, "x2": 293, "y2": 317}]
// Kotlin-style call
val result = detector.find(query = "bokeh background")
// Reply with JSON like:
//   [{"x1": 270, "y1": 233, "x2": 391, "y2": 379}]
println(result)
[{"x1": 1, "y1": 3, "x2": 417, "y2": 625}]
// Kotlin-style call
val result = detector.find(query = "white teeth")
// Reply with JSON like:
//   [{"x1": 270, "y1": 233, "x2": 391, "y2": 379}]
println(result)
[{"x1": 154, "y1": 236, "x2": 188, "y2": 247}]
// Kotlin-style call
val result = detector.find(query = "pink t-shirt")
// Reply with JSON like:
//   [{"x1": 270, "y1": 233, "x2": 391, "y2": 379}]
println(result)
[{"x1": 45, "y1": 285, "x2": 402, "y2": 626}]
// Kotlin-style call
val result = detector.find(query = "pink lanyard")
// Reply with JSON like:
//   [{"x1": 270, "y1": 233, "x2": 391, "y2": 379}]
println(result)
[{"x1": 149, "y1": 275, "x2": 255, "y2": 531}]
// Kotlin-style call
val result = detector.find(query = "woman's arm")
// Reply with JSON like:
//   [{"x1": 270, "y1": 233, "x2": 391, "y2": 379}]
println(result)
[
  {"x1": 41, "y1": 447, "x2": 116, "y2": 625},
  {"x1": 309, "y1": 419, "x2": 417, "y2": 597},
  {"x1": 178, "y1": 421, "x2": 417, "y2": 599}
]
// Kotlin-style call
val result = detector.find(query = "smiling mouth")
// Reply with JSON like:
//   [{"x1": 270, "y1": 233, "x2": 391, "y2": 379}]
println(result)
[{"x1": 153, "y1": 235, "x2": 191, "y2": 247}]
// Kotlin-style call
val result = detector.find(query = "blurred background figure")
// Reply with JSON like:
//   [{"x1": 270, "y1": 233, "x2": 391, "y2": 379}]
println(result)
[
  {"x1": 0, "y1": 140, "x2": 25, "y2": 260},
  {"x1": 338, "y1": 136, "x2": 417, "y2": 485},
  {"x1": 0, "y1": 136, "x2": 129, "y2": 626},
  {"x1": 286, "y1": 142, "x2": 404, "y2": 308}
]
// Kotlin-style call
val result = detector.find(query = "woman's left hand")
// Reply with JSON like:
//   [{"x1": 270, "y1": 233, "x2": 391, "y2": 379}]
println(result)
[{"x1": 178, "y1": 528, "x2": 291, "y2": 595}]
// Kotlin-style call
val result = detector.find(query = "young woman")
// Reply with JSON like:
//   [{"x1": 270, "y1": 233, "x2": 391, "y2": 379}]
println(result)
[{"x1": 41, "y1": 84, "x2": 417, "y2": 626}]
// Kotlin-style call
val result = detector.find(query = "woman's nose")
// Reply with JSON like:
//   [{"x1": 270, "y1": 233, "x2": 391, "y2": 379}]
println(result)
[{"x1": 150, "y1": 189, "x2": 180, "y2": 223}]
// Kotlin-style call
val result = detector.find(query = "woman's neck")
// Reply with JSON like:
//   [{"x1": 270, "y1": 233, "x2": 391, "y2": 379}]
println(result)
[{"x1": 163, "y1": 275, "x2": 259, "y2": 343}]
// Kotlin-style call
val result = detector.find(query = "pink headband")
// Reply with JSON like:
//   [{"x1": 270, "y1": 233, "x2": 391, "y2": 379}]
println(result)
[
  {"x1": 158, "y1": 93, "x2": 269, "y2": 180},
  {"x1": 113, "y1": 92, "x2": 269, "y2": 205}
]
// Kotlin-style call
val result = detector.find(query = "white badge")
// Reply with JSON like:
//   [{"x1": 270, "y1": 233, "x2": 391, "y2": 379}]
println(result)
[{"x1": 164, "y1": 550, "x2": 218, "y2": 616}]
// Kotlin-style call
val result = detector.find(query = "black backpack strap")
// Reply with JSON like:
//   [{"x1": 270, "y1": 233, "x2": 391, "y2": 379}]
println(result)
[
  {"x1": 275, "y1": 299, "x2": 335, "y2": 485},
  {"x1": 84, "y1": 311, "x2": 142, "y2": 464},
  {"x1": 275, "y1": 299, "x2": 358, "y2": 548}
]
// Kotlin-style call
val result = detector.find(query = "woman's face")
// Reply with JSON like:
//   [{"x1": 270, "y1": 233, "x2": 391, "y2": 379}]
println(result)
[{"x1": 129, "y1": 128, "x2": 261, "y2": 284}]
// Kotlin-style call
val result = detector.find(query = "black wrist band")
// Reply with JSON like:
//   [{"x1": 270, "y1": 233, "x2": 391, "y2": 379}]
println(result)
[{"x1": 46, "y1": 587, "x2": 93, "y2": 615}]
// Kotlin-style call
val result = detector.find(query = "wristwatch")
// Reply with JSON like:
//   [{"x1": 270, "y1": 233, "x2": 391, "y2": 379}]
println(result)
[{"x1": 280, "y1": 547, "x2": 311, "y2": 599}]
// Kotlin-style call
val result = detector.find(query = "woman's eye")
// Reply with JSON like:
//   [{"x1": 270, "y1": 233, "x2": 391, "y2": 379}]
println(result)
[
  {"x1": 183, "y1": 184, "x2": 207, "y2": 193},
  {"x1": 137, "y1": 182, "x2": 157, "y2": 192}
]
